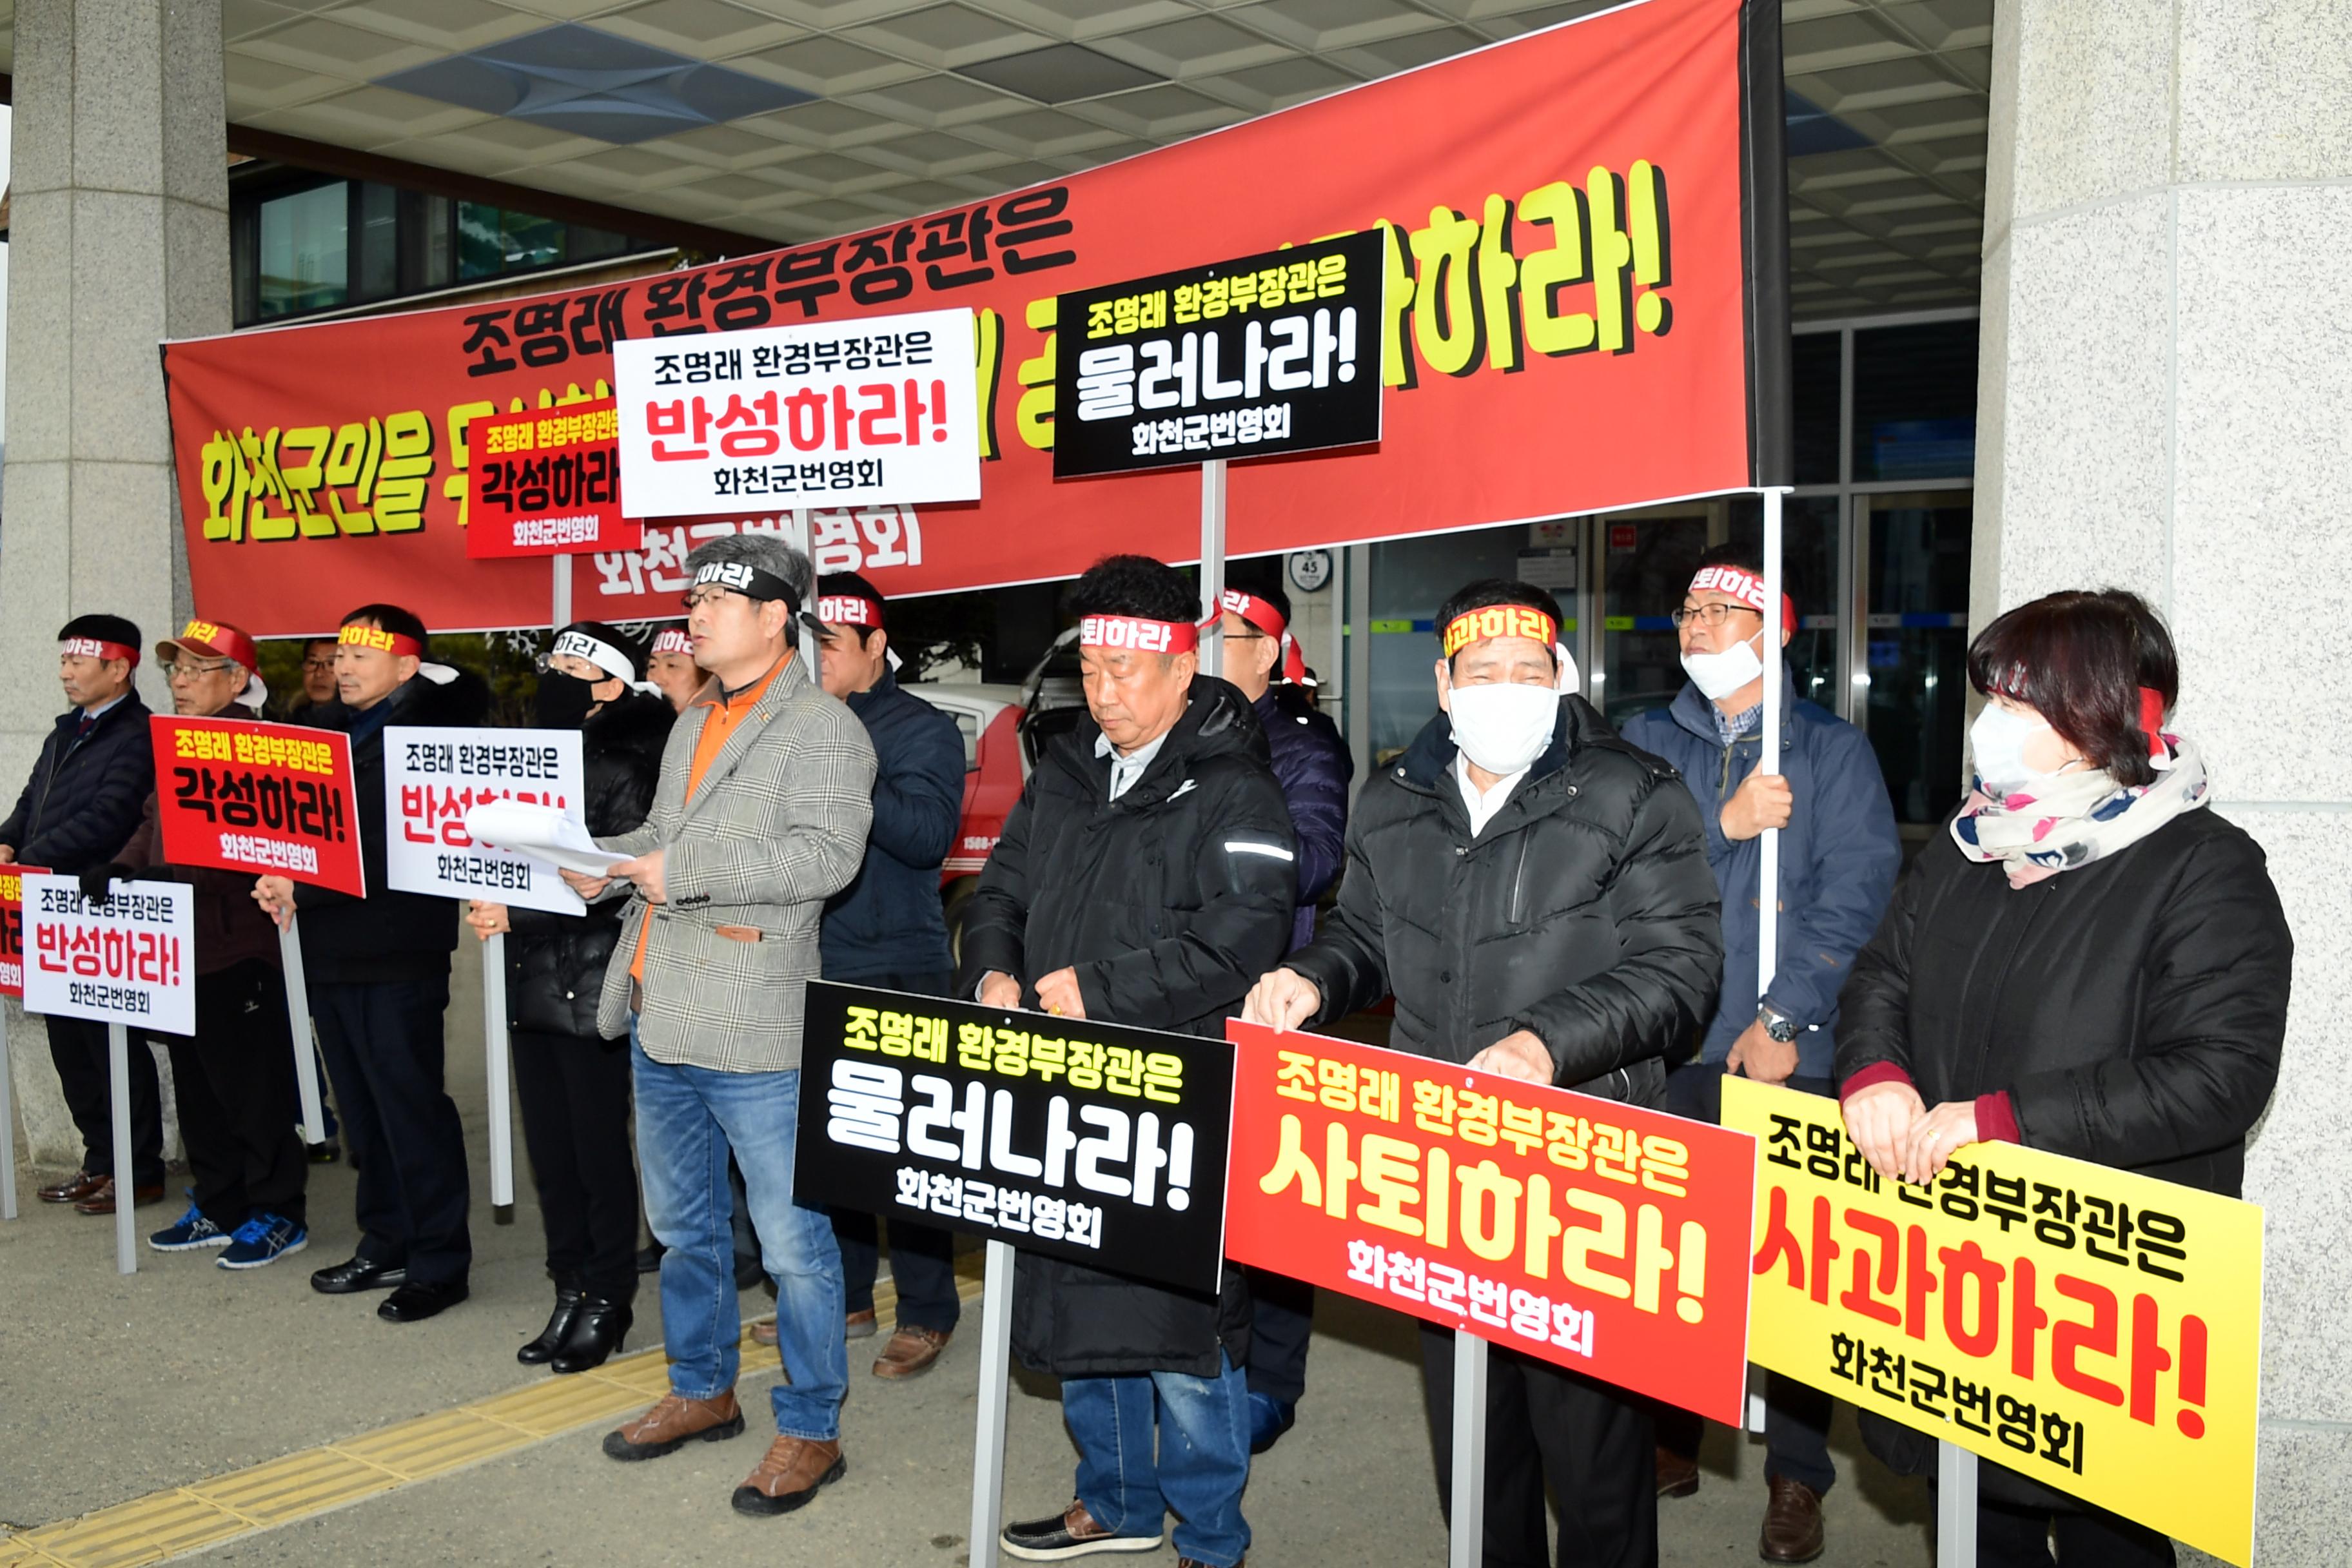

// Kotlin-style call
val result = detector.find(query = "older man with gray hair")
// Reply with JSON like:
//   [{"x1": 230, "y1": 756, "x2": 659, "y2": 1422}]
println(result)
[{"x1": 565, "y1": 533, "x2": 876, "y2": 1521}]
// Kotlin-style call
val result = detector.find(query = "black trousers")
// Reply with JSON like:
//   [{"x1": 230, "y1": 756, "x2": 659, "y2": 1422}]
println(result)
[
  {"x1": 1420, "y1": 1325, "x2": 1657, "y2": 1568},
  {"x1": 512, "y1": 1026, "x2": 639, "y2": 1301},
  {"x1": 828, "y1": 966, "x2": 961, "y2": 1332},
  {"x1": 1245, "y1": 1268, "x2": 1316, "y2": 1403},
  {"x1": 1972, "y1": 1495, "x2": 2175, "y2": 1567},
  {"x1": 311, "y1": 973, "x2": 471, "y2": 1285},
  {"x1": 1655, "y1": 1061, "x2": 1838, "y2": 1494},
  {"x1": 170, "y1": 959, "x2": 306, "y2": 1230},
  {"x1": 46, "y1": 1013, "x2": 164, "y2": 1187}
]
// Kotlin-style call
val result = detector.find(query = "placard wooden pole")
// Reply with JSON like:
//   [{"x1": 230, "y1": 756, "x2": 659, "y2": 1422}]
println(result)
[
  {"x1": 1, "y1": 1008, "x2": 17, "y2": 1220},
  {"x1": 1198, "y1": 459, "x2": 1227, "y2": 679},
  {"x1": 108, "y1": 1023, "x2": 136, "y2": 1274},
  {"x1": 483, "y1": 932, "x2": 515, "y2": 1222},
  {"x1": 968, "y1": 1239, "x2": 1016, "y2": 1567},
  {"x1": 279, "y1": 918, "x2": 327, "y2": 1145},
  {"x1": 1448, "y1": 1329, "x2": 1487, "y2": 1568},
  {"x1": 1938, "y1": 1439, "x2": 1979, "y2": 1563},
  {"x1": 787, "y1": 509, "x2": 821, "y2": 673},
  {"x1": 551, "y1": 554, "x2": 573, "y2": 632}
]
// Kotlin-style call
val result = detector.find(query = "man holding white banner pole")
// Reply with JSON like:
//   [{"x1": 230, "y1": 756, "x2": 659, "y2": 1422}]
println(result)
[{"x1": 256, "y1": 605, "x2": 487, "y2": 1324}]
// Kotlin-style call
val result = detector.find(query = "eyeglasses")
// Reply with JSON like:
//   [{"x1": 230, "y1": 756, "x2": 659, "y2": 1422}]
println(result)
[
  {"x1": 1669, "y1": 603, "x2": 1761, "y2": 629},
  {"x1": 161, "y1": 659, "x2": 235, "y2": 680},
  {"x1": 681, "y1": 587, "x2": 740, "y2": 611}
]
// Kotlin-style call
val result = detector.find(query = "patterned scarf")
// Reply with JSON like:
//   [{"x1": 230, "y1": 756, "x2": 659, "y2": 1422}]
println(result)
[{"x1": 1950, "y1": 733, "x2": 2209, "y2": 888}]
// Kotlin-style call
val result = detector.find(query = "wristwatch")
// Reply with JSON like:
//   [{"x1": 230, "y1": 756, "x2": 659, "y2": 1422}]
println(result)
[{"x1": 1757, "y1": 1003, "x2": 1800, "y2": 1043}]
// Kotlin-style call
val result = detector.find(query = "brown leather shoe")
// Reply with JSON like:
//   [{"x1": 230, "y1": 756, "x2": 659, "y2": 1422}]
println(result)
[
  {"x1": 72, "y1": 1179, "x2": 165, "y2": 1215},
  {"x1": 601, "y1": 1390, "x2": 745, "y2": 1461},
  {"x1": 1759, "y1": 1474, "x2": 1825, "y2": 1563},
  {"x1": 845, "y1": 1307, "x2": 877, "y2": 1340},
  {"x1": 751, "y1": 1318, "x2": 779, "y2": 1346},
  {"x1": 730, "y1": 1435, "x2": 845, "y2": 1516},
  {"x1": 1656, "y1": 1444, "x2": 1699, "y2": 1498},
  {"x1": 873, "y1": 1325, "x2": 952, "y2": 1380},
  {"x1": 37, "y1": 1169, "x2": 105, "y2": 1204}
]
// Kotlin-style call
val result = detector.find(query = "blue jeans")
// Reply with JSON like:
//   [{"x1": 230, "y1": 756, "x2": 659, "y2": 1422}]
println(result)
[
  {"x1": 632, "y1": 1028, "x2": 846, "y2": 1442},
  {"x1": 1064, "y1": 1353, "x2": 1251, "y2": 1568}
]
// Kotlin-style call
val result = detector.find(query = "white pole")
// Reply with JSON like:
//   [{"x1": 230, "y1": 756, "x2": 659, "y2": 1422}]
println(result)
[
  {"x1": 108, "y1": 1022, "x2": 135, "y2": 1274},
  {"x1": 1, "y1": 1010, "x2": 17, "y2": 1220},
  {"x1": 1752, "y1": 484, "x2": 1791, "y2": 1436},
  {"x1": 1198, "y1": 459, "x2": 1228, "y2": 679},
  {"x1": 551, "y1": 554, "x2": 574, "y2": 632},
  {"x1": 1448, "y1": 1330, "x2": 1488, "y2": 1568},
  {"x1": 1938, "y1": 1440, "x2": 1979, "y2": 1563},
  {"x1": 279, "y1": 918, "x2": 326, "y2": 1145},
  {"x1": 968, "y1": 1239, "x2": 1016, "y2": 1567},
  {"x1": 786, "y1": 509, "x2": 821, "y2": 674},
  {"x1": 483, "y1": 931, "x2": 514, "y2": 1222}
]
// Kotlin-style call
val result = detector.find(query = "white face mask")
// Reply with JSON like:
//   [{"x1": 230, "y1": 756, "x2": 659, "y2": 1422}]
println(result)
[
  {"x1": 1680, "y1": 629, "x2": 1765, "y2": 701},
  {"x1": 1447, "y1": 680, "x2": 1561, "y2": 775},
  {"x1": 1968, "y1": 702, "x2": 2053, "y2": 796}
]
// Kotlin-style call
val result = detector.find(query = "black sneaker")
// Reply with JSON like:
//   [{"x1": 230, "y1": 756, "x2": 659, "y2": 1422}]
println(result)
[{"x1": 1001, "y1": 1501, "x2": 1162, "y2": 1561}]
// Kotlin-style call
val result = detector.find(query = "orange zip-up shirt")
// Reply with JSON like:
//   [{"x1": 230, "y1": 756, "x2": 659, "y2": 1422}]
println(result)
[{"x1": 629, "y1": 654, "x2": 789, "y2": 985}]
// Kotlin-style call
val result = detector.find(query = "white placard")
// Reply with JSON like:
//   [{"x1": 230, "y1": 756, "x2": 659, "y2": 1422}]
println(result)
[
  {"x1": 22, "y1": 875, "x2": 196, "y2": 1037},
  {"x1": 384, "y1": 727, "x2": 586, "y2": 916},
  {"x1": 614, "y1": 306, "x2": 981, "y2": 517}
]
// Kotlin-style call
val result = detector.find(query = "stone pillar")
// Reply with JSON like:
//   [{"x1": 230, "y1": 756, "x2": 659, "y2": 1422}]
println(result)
[
  {"x1": 1975, "y1": 3, "x2": 2352, "y2": 1562},
  {"x1": 1, "y1": 0, "x2": 227, "y2": 1169}
]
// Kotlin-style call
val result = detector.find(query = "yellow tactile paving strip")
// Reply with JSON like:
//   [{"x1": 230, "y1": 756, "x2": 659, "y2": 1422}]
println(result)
[{"x1": 1, "y1": 1268, "x2": 983, "y2": 1568}]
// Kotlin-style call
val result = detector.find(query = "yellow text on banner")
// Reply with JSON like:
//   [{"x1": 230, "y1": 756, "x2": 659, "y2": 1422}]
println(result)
[{"x1": 1721, "y1": 1077, "x2": 2262, "y2": 1567}]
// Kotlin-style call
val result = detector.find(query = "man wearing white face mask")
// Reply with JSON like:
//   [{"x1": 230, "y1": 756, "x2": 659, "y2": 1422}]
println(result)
[
  {"x1": 1241, "y1": 578, "x2": 1721, "y2": 1568},
  {"x1": 1621, "y1": 546, "x2": 1899, "y2": 1561}
]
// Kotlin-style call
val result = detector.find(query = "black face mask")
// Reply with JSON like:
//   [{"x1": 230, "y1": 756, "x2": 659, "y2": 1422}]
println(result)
[{"x1": 533, "y1": 669, "x2": 597, "y2": 730}]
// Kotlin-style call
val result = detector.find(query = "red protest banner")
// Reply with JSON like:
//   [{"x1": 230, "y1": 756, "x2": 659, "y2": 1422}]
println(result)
[
  {"x1": 161, "y1": 0, "x2": 1786, "y2": 634},
  {"x1": 465, "y1": 398, "x2": 642, "y2": 560},
  {"x1": 1224, "y1": 1020, "x2": 1755, "y2": 1422},
  {"x1": 148, "y1": 716, "x2": 365, "y2": 897},
  {"x1": 0, "y1": 865, "x2": 45, "y2": 998}
]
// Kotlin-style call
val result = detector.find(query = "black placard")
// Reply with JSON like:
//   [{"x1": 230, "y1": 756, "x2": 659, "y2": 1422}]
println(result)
[
  {"x1": 796, "y1": 980, "x2": 1235, "y2": 1293},
  {"x1": 1052, "y1": 230, "x2": 1384, "y2": 478}
]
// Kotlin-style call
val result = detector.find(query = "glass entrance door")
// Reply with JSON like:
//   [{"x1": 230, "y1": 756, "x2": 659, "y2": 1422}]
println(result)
[{"x1": 1857, "y1": 490, "x2": 1974, "y2": 832}]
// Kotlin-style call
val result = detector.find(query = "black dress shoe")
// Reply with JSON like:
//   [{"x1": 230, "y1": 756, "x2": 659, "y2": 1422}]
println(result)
[
  {"x1": 636, "y1": 1242, "x2": 665, "y2": 1275},
  {"x1": 379, "y1": 1279, "x2": 469, "y2": 1323},
  {"x1": 519, "y1": 1286, "x2": 585, "y2": 1365},
  {"x1": 311, "y1": 1256, "x2": 408, "y2": 1295},
  {"x1": 551, "y1": 1295, "x2": 633, "y2": 1374}
]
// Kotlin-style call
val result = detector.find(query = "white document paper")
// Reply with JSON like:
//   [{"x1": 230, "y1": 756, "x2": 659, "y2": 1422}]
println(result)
[{"x1": 464, "y1": 798, "x2": 632, "y2": 879}]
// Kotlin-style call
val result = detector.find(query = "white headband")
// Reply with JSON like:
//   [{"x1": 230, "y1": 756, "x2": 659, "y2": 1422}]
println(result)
[{"x1": 553, "y1": 629, "x2": 638, "y2": 689}]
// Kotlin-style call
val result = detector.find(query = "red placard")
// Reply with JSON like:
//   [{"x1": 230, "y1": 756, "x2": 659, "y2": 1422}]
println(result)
[
  {"x1": 0, "y1": 865, "x2": 45, "y2": 998},
  {"x1": 161, "y1": 0, "x2": 1785, "y2": 634},
  {"x1": 1224, "y1": 1019, "x2": 1755, "y2": 1422},
  {"x1": 148, "y1": 716, "x2": 365, "y2": 896},
  {"x1": 466, "y1": 398, "x2": 642, "y2": 559}
]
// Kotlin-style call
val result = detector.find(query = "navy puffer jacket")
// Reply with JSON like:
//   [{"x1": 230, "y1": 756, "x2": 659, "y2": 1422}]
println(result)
[{"x1": 820, "y1": 671, "x2": 964, "y2": 983}]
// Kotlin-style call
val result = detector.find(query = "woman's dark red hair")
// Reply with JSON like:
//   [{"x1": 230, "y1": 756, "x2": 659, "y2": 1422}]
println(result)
[{"x1": 1966, "y1": 590, "x2": 2178, "y2": 789}]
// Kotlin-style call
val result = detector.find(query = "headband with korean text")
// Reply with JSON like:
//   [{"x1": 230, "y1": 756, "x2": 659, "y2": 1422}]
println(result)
[
  {"x1": 1079, "y1": 614, "x2": 1200, "y2": 656},
  {"x1": 338, "y1": 623, "x2": 424, "y2": 658},
  {"x1": 1441, "y1": 603, "x2": 1558, "y2": 658},
  {"x1": 61, "y1": 636, "x2": 139, "y2": 667}
]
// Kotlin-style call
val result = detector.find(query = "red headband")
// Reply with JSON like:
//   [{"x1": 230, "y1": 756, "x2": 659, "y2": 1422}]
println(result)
[
  {"x1": 1687, "y1": 565, "x2": 1796, "y2": 631},
  {"x1": 1442, "y1": 603, "x2": 1557, "y2": 658},
  {"x1": 338, "y1": 623, "x2": 424, "y2": 659},
  {"x1": 60, "y1": 636, "x2": 138, "y2": 667},
  {"x1": 1208, "y1": 589, "x2": 1308, "y2": 683},
  {"x1": 651, "y1": 628, "x2": 693, "y2": 656},
  {"x1": 816, "y1": 594, "x2": 882, "y2": 629},
  {"x1": 1079, "y1": 614, "x2": 1199, "y2": 656}
]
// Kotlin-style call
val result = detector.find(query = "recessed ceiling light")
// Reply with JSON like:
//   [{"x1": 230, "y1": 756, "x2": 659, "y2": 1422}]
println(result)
[{"x1": 956, "y1": 43, "x2": 1162, "y2": 104}]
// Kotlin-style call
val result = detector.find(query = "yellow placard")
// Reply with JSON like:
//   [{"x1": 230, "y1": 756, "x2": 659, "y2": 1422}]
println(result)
[{"x1": 1721, "y1": 1078, "x2": 2260, "y2": 1567}]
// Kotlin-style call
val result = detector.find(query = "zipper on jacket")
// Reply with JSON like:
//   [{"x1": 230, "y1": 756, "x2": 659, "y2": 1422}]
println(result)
[{"x1": 1507, "y1": 833, "x2": 1534, "y2": 925}]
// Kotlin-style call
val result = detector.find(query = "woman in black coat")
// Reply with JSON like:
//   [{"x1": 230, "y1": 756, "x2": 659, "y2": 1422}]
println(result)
[
  {"x1": 1837, "y1": 590, "x2": 2290, "y2": 1568},
  {"x1": 467, "y1": 623, "x2": 674, "y2": 1373}
]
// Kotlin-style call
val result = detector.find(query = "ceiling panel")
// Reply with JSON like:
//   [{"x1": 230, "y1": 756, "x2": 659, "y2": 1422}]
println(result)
[{"x1": 0, "y1": 0, "x2": 1992, "y2": 317}]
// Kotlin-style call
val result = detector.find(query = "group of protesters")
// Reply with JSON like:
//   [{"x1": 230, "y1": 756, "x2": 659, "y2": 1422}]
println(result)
[{"x1": 10, "y1": 529, "x2": 2289, "y2": 1568}]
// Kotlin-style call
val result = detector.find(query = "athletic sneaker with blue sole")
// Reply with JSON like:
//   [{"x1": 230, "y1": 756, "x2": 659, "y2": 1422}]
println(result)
[
  {"x1": 219, "y1": 1213, "x2": 309, "y2": 1270},
  {"x1": 150, "y1": 1200, "x2": 231, "y2": 1252}
]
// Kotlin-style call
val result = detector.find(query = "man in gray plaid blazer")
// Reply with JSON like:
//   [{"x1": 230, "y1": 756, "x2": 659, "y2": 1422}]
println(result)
[{"x1": 564, "y1": 533, "x2": 876, "y2": 1521}]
